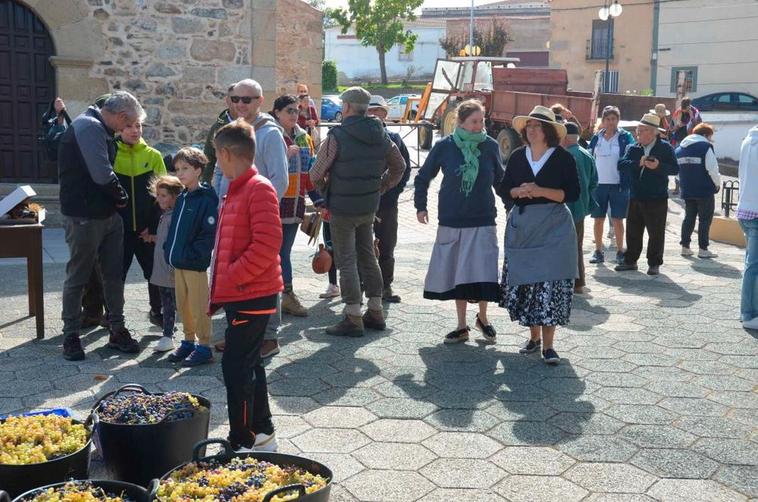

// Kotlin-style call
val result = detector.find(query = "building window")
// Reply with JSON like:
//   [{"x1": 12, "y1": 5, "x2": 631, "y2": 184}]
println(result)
[
  {"x1": 398, "y1": 45, "x2": 413, "y2": 61},
  {"x1": 670, "y1": 66, "x2": 698, "y2": 93},
  {"x1": 588, "y1": 19, "x2": 613, "y2": 60}
]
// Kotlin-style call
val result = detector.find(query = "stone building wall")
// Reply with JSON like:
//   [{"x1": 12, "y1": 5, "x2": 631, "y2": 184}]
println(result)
[{"x1": 27, "y1": 0, "x2": 323, "y2": 151}]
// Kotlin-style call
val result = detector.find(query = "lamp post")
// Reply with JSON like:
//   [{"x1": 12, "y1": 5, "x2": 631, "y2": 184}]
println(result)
[{"x1": 598, "y1": 0, "x2": 623, "y2": 92}]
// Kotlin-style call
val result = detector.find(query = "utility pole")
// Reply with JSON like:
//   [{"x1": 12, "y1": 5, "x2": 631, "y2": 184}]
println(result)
[{"x1": 469, "y1": 0, "x2": 474, "y2": 53}]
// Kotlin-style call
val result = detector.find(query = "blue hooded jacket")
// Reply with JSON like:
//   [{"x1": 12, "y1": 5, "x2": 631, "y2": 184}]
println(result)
[{"x1": 164, "y1": 183, "x2": 219, "y2": 271}]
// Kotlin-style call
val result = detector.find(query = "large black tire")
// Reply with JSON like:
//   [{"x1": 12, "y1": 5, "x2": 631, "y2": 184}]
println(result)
[
  {"x1": 496, "y1": 127, "x2": 522, "y2": 162},
  {"x1": 418, "y1": 124, "x2": 433, "y2": 150},
  {"x1": 441, "y1": 104, "x2": 458, "y2": 138}
]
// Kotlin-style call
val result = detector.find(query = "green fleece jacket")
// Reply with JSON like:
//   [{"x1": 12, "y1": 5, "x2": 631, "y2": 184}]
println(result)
[{"x1": 114, "y1": 138, "x2": 166, "y2": 233}]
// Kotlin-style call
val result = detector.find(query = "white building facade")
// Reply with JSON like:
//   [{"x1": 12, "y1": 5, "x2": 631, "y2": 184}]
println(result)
[
  {"x1": 653, "y1": 0, "x2": 758, "y2": 98},
  {"x1": 325, "y1": 19, "x2": 446, "y2": 82}
]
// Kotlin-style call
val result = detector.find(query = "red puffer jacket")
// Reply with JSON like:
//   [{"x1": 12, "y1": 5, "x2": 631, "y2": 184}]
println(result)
[{"x1": 209, "y1": 166, "x2": 283, "y2": 312}]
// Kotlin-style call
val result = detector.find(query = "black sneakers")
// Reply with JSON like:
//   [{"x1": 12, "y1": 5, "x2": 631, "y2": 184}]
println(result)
[
  {"x1": 519, "y1": 338, "x2": 541, "y2": 354},
  {"x1": 444, "y1": 327, "x2": 470, "y2": 344},
  {"x1": 589, "y1": 250, "x2": 604, "y2": 264},
  {"x1": 475, "y1": 314, "x2": 496, "y2": 343},
  {"x1": 62, "y1": 336, "x2": 85, "y2": 361},
  {"x1": 542, "y1": 348, "x2": 561, "y2": 365},
  {"x1": 108, "y1": 326, "x2": 140, "y2": 353}
]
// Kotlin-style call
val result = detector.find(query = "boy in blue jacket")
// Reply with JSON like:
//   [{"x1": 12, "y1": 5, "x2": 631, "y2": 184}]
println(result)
[{"x1": 165, "y1": 147, "x2": 219, "y2": 366}]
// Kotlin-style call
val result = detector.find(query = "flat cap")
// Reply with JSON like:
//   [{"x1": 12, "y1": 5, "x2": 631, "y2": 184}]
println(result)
[
  {"x1": 565, "y1": 122, "x2": 581, "y2": 135},
  {"x1": 340, "y1": 86, "x2": 371, "y2": 105}
]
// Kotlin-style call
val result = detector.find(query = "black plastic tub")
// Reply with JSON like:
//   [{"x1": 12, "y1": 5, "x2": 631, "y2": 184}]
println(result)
[
  {"x1": 92, "y1": 384, "x2": 210, "y2": 487},
  {"x1": 154, "y1": 438, "x2": 333, "y2": 502},
  {"x1": 3, "y1": 479, "x2": 155, "y2": 501},
  {"x1": 0, "y1": 417, "x2": 92, "y2": 498}
]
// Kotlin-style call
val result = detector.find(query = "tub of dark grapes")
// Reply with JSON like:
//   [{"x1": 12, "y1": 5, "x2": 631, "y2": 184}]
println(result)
[
  {"x1": 0, "y1": 413, "x2": 92, "y2": 498},
  {"x1": 92, "y1": 384, "x2": 210, "y2": 487},
  {"x1": 152, "y1": 438, "x2": 333, "y2": 501},
  {"x1": 7, "y1": 479, "x2": 157, "y2": 502}
]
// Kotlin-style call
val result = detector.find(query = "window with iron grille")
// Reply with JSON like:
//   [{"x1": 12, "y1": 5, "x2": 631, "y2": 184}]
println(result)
[
  {"x1": 670, "y1": 66, "x2": 698, "y2": 93},
  {"x1": 589, "y1": 19, "x2": 614, "y2": 59}
]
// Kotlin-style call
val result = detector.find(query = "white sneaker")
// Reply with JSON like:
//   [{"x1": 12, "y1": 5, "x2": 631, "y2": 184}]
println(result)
[
  {"x1": 153, "y1": 337, "x2": 175, "y2": 353},
  {"x1": 319, "y1": 284, "x2": 340, "y2": 299},
  {"x1": 742, "y1": 317, "x2": 758, "y2": 330},
  {"x1": 253, "y1": 432, "x2": 278, "y2": 452},
  {"x1": 681, "y1": 246, "x2": 694, "y2": 257},
  {"x1": 698, "y1": 249, "x2": 717, "y2": 259}
]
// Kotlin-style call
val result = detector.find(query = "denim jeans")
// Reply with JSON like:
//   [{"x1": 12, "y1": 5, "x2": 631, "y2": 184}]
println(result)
[
  {"x1": 739, "y1": 218, "x2": 758, "y2": 322},
  {"x1": 279, "y1": 223, "x2": 299, "y2": 287},
  {"x1": 62, "y1": 213, "x2": 125, "y2": 338},
  {"x1": 330, "y1": 212, "x2": 383, "y2": 316},
  {"x1": 680, "y1": 197, "x2": 715, "y2": 250}
]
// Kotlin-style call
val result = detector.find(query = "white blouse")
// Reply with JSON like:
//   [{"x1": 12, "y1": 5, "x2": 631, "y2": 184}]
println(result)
[{"x1": 526, "y1": 146, "x2": 557, "y2": 176}]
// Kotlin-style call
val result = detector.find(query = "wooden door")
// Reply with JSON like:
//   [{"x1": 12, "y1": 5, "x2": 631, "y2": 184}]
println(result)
[{"x1": 0, "y1": 0, "x2": 56, "y2": 183}]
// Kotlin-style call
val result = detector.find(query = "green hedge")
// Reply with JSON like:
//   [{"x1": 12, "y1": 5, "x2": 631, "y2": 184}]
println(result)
[{"x1": 322, "y1": 60, "x2": 337, "y2": 92}]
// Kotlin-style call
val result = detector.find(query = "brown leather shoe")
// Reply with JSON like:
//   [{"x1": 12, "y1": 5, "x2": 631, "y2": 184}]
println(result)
[
  {"x1": 261, "y1": 339, "x2": 280, "y2": 359},
  {"x1": 282, "y1": 292, "x2": 308, "y2": 317},
  {"x1": 326, "y1": 315, "x2": 364, "y2": 337},
  {"x1": 362, "y1": 309, "x2": 386, "y2": 331}
]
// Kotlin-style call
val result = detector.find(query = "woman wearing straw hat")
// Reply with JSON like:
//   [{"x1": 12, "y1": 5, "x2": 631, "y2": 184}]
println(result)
[
  {"x1": 414, "y1": 99, "x2": 503, "y2": 344},
  {"x1": 496, "y1": 105, "x2": 580, "y2": 365}
]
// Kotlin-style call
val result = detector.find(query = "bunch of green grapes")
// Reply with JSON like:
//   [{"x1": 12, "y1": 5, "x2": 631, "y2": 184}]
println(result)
[
  {"x1": 0, "y1": 415, "x2": 88, "y2": 465},
  {"x1": 20, "y1": 481, "x2": 135, "y2": 501}
]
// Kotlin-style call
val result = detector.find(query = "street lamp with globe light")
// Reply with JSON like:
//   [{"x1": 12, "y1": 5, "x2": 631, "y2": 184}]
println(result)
[{"x1": 599, "y1": 0, "x2": 623, "y2": 92}]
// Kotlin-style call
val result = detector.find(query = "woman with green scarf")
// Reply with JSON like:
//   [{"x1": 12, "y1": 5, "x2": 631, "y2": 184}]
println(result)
[{"x1": 414, "y1": 99, "x2": 504, "y2": 344}]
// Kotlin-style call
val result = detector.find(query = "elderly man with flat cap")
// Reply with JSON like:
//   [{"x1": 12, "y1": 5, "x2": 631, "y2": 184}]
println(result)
[{"x1": 310, "y1": 87, "x2": 406, "y2": 337}]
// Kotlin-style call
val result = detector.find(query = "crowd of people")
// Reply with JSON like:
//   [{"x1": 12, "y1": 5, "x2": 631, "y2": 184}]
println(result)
[{"x1": 47, "y1": 81, "x2": 758, "y2": 452}]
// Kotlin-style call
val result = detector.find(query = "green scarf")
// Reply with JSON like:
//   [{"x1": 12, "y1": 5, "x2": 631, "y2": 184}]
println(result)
[{"x1": 452, "y1": 127, "x2": 487, "y2": 197}]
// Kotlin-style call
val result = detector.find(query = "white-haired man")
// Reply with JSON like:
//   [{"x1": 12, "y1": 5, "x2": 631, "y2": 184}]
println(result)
[{"x1": 58, "y1": 91, "x2": 143, "y2": 360}]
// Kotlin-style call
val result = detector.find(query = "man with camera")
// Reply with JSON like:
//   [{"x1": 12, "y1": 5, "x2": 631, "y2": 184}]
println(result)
[{"x1": 615, "y1": 113, "x2": 679, "y2": 276}]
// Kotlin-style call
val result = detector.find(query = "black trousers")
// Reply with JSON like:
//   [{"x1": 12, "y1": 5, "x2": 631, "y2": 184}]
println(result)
[
  {"x1": 222, "y1": 299, "x2": 274, "y2": 449},
  {"x1": 680, "y1": 197, "x2": 715, "y2": 250},
  {"x1": 123, "y1": 229, "x2": 161, "y2": 313},
  {"x1": 374, "y1": 205, "x2": 399, "y2": 289},
  {"x1": 624, "y1": 198, "x2": 668, "y2": 267}
]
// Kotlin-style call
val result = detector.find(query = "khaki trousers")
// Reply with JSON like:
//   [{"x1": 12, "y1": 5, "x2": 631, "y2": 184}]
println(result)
[{"x1": 175, "y1": 268, "x2": 211, "y2": 346}]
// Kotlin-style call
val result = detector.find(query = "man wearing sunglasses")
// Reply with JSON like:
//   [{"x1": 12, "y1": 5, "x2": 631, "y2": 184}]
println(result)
[{"x1": 212, "y1": 79, "x2": 289, "y2": 359}]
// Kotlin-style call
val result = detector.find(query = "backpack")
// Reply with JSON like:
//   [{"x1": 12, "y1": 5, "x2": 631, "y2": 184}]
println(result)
[{"x1": 38, "y1": 100, "x2": 72, "y2": 161}]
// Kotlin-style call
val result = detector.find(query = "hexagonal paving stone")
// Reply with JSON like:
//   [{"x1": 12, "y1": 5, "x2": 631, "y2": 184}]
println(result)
[
  {"x1": 489, "y1": 446, "x2": 575, "y2": 475},
  {"x1": 678, "y1": 360, "x2": 736, "y2": 375},
  {"x1": 586, "y1": 372, "x2": 649, "y2": 388},
  {"x1": 558, "y1": 435, "x2": 639, "y2": 462},
  {"x1": 715, "y1": 465, "x2": 758, "y2": 498},
  {"x1": 659, "y1": 396, "x2": 729, "y2": 417},
  {"x1": 707, "y1": 391, "x2": 758, "y2": 409},
  {"x1": 494, "y1": 475, "x2": 588, "y2": 502},
  {"x1": 417, "y1": 488, "x2": 506, "y2": 502},
  {"x1": 565, "y1": 462, "x2": 657, "y2": 493},
  {"x1": 312, "y1": 387, "x2": 383, "y2": 407},
  {"x1": 692, "y1": 438, "x2": 758, "y2": 465},
  {"x1": 360, "y1": 418, "x2": 437, "y2": 443},
  {"x1": 422, "y1": 432, "x2": 502, "y2": 459},
  {"x1": 290, "y1": 428, "x2": 370, "y2": 454},
  {"x1": 303, "y1": 406, "x2": 377, "y2": 428},
  {"x1": 269, "y1": 396, "x2": 321, "y2": 415},
  {"x1": 579, "y1": 358, "x2": 638, "y2": 373},
  {"x1": 692, "y1": 375, "x2": 755, "y2": 392},
  {"x1": 620, "y1": 424, "x2": 697, "y2": 449},
  {"x1": 605, "y1": 404, "x2": 679, "y2": 424},
  {"x1": 367, "y1": 397, "x2": 438, "y2": 419},
  {"x1": 423, "y1": 408, "x2": 501, "y2": 432},
  {"x1": 0, "y1": 379, "x2": 52, "y2": 397},
  {"x1": 485, "y1": 401, "x2": 557, "y2": 422},
  {"x1": 630, "y1": 448, "x2": 719, "y2": 479},
  {"x1": 647, "y1": 479, "x2": 748, "y2": 502},
  {"x1": 302, "y1": 452, "x2": 365, "y2": 483},
  {"x1": 593, "y1": 387, "x2": 662, "y2": 405},
  {"x1": 343, "y1": 470, "x2": 435, "y2": 502},
  {"x1": 271, "y1": 415, "x2": 312, "y2": 439},
  {"x1": 420, "y1": 458, "x2": 506, "y2": 489},
  {"x1": 547, "y1": 412, "x2": 626, "y2": 435},
  {"x1": 673, "y1": 416, "x2": 754, "y2": 439},
  {"x1": 353, "y1": 442, "x2": 437, "y2": 470},
  {"x1": 487, "y1": 421, "x2": 570, "y2": 446},
  {"x1": 583, "y1": 495, "x2": 656, "y2": 502},
  {"x1": 644, "y1": 379, "x2": 710, "y2": 398}
]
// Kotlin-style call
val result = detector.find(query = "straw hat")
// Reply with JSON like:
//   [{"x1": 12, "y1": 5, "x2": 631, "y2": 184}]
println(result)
[
  {"x1": 512, "y1": 105, "x2": 567, "y2": 139},
  {"x1": 649, "y1": 103, "x2": 671, "y2": 117},
  {"x1": 638, "y1": 113, "x2": 667, "y2": 133}
]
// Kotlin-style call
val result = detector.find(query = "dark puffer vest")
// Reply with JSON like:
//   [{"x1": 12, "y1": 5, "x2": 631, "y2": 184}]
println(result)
[{"x1": 327, "y1": 115, "x2": 389, "y2": 216}]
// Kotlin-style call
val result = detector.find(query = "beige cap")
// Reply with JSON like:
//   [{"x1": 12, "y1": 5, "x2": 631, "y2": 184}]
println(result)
[{"x1": 340, "y1": 86, "x2": 371, "y2": 105}]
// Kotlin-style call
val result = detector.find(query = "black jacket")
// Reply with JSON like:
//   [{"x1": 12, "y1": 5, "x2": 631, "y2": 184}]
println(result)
[{"x1": 618, "y1": 137, "x2": 678, "y2": 200}]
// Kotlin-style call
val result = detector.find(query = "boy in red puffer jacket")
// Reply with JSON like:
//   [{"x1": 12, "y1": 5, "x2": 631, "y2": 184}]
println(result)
[{"x1": 209, "y1": 119, "x2": 283, "y2": 452}]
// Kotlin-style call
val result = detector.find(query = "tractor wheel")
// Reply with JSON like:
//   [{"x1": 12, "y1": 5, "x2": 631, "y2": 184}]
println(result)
[
  {"x1": 418, "y1": 123, "x2": 433, "y2": 150},
  {"x1": 496, "y1": 127, "x2": 522, "y2": 162},
  {"x1": 441, "y1": 104, "x2": 458, "y2": 138}
]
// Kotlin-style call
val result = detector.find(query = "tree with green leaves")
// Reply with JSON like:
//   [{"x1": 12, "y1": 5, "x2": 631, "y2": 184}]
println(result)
[{"x1": 329, "y1": 0, "x2": 424, "y2": 84}]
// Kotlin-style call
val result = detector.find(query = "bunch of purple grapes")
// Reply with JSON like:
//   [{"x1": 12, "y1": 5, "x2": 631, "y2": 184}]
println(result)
[{"x1": 97, "y1": 391, "x2": 200, "y2": 425}]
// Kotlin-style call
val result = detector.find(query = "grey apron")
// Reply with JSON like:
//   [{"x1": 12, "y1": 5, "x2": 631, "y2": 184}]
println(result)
[{"x1": 504, "y1": 203, "x2": 578, "y2": 287}]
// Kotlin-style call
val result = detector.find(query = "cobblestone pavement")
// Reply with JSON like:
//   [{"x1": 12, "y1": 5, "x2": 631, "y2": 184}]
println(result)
[{"x1": 1, "y1": 173, "x2": 756, "y2": 501}]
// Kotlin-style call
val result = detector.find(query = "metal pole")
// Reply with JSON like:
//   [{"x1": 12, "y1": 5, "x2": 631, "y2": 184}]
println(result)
[
  {"x1": 605, "y1": 10, "x2": 612, "y2": 92},
  {"x1": 469, "y1": 0, "x2": 474, "y2": 53}
]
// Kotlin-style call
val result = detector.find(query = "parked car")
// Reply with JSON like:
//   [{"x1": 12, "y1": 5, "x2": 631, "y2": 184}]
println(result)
[
  {"x1": 386, "y1": 94, "x2": 420, "y2": 122},
  {"x1": 692, "y1": 92, "x2": 758, "y2": 112},
  {"x1": 321, "y1": 95, "x2": 343, "y2": 122}
]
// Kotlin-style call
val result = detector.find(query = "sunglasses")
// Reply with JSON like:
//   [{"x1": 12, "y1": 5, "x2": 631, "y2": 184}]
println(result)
[
  {"x1": 298, "y1": 94, "x2": 309, "y2": 98},
  {"x1": 230, "y1": 96, "x2": 260, "y2": 104}
]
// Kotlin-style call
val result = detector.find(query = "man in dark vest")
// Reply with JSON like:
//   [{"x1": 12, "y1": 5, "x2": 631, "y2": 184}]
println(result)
[
  {"x1": 310, "y1": 87, "x2": 406, "y2": 336},
  {"x1": 367, "y1": 96, "x2": 411, "y2": 303},
  {"x1": 676, "y1": 122, "x2": 720, "y2": 258},
  {"x1": 58, "y1": 91, "x2": 142, "y2": 361}
]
